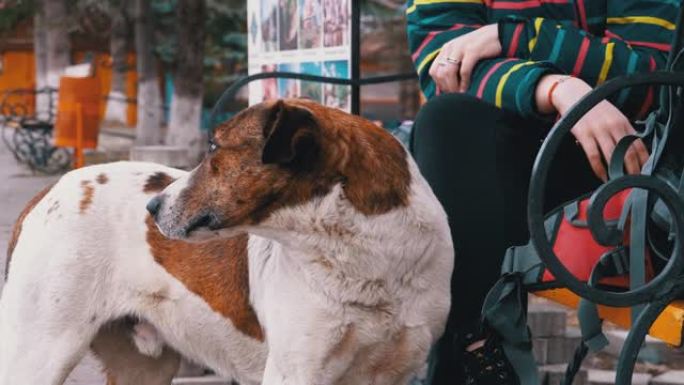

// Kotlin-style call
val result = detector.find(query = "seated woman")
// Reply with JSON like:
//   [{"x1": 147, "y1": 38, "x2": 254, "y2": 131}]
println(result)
[{"x1": 406, "y1": 1, "x2": 679, "y2": 384}]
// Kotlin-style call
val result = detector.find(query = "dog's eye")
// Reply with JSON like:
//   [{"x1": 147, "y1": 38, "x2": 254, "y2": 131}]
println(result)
[{"x1": 209, "y1": 141, "x2": 218, "y2": 153}]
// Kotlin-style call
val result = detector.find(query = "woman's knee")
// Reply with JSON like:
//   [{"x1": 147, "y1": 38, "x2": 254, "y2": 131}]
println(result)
[
  {"x1": 412, "y1": 94, "x2": 502, "y2": 158},
  {"x1": 412, "y1": 94, "x2": 502, "y2": 147}
]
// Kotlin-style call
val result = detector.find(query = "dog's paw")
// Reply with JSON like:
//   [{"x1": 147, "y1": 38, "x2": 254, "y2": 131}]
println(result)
[{"x1": 132, "y1": 321, "x2": 165, "y2": 358}]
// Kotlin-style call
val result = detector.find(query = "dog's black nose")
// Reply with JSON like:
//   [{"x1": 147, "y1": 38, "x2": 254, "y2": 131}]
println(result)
[{"x1": 146, "y1": 196, "x2": 162, "y2": 217}]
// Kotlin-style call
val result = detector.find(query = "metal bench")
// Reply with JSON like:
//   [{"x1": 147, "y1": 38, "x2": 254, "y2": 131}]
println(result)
[
  {"x1": 0, "y1": 87, "x2": 71, "y2": 174},
  {"x1": 519, "y1": 5, "x2": 684, "y2": 385}
]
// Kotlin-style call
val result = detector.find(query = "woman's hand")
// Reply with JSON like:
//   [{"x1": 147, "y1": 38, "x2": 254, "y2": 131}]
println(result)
[
  {"x1": 536, "y1": 75, "x2": 650, "y2": 180},
  {"x1": 428, "y1": 24, "x2": 502, "y2": 93}
]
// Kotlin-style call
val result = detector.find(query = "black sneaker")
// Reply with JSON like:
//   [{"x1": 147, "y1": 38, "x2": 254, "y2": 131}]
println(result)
[{"x1": 462, "y1": 334, "x2": 519, "y2": 385}]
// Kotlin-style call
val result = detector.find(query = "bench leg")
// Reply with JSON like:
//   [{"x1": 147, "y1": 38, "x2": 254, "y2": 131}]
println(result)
[{"x1": 615, "y1": 296, "x2": 673, "y2": 385}]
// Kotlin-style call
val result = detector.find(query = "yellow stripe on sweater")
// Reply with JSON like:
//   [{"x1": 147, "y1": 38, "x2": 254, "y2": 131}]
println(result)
[
  {"x1": 597, "y1": 42, "x2": 615, "y2": 84},
  {"x1": 495, "y1": 62, "x2": 535, "y2": 108},
  {"x1": 528, "y1": 18, "x2": 544, "y2": 52},
  {"x1": 408, "y1": 0, "x2": 483, "y2": 12},
  {"x1": 417, "y1": 48, "x2": 442, "y2": 74},
  {"x1": 607, "y1": 16, "x2": 676, "y2": 30}
]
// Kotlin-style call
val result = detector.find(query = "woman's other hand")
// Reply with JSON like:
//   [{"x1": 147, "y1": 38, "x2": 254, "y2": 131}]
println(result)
[
  {"x1": 536, "y1": 75, "x2": 650, "y2": 181},
  {"x1": 428, "y1": 24, "x2": 502, "y2": 94}
]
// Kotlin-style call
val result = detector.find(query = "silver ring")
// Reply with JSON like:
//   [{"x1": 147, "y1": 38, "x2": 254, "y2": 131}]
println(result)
[{"x1": 446, "y1": 57, "x2": 460, "y2": 65}]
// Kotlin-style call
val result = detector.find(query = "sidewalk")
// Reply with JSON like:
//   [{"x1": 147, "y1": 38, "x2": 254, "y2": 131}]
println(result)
[{"x1": 0, "y1": 144, "x2": 105, "y2": 384}]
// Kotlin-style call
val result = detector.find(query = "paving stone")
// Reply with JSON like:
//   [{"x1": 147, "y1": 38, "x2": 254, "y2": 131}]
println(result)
[
  {"x1": 650, "y1": 371, "x2": 684, "y2": 385},
  {"x1": 534, "y1": 337, "x2": 549, "y2": 364},
  {"x1": 547, "y1": 327, "x2": 583, "y2": 364},
  {"x1": 172, "y1": 376, "x2": 234, "y2": 385},
  {"x1": 587, "y1": 369, "x2": 651, "y2": 385},
  {"x1": 529, "y1": 303, "x2": 567, "y2": 338},
  {"x1": 539, "y1": 364, "x2": 588, "y2": 385},
  {"x1": 605, "y1": 330, "x2": 673, "y2": 364}
]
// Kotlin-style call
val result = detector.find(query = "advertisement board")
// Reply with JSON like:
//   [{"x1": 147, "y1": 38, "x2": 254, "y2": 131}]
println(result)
[{"x1": 247, "y1": 0, "x2": 353, "y2": 111}]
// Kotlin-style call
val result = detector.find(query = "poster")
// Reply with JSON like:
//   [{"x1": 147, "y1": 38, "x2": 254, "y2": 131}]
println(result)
[{"x1": 248, "y1": 0, "x2": 352, "y2": 110}]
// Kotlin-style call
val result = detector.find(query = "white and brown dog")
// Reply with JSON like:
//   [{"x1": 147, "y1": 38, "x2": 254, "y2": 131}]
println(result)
[{"x1": 0, "y1": 99, "x2": 453, "y2": 385}]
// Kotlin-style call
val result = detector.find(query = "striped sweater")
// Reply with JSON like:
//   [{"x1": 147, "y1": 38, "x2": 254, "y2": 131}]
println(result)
[{"x1": 406, "y1": 0, "x2": 679, "y2": 119}]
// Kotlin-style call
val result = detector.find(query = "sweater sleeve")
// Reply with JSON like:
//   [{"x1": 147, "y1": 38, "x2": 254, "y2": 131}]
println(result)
[
  {"x1": 406, "y1": 0, "x2": 560, "y2": 119},
  {"x1": 497, "y1": 0, "x2": 678, "y2": 117},
  {"x1": 462, "y1": 58, "x2": 558, "y2": 120},
  {"x1": 406, "y1": 0, "x2": 486, "y2": 98}
]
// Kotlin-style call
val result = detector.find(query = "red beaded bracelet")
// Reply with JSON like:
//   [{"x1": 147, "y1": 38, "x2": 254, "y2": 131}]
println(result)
[{"x1": 547, "y1": 76, "x2": 571, "y2": 110}]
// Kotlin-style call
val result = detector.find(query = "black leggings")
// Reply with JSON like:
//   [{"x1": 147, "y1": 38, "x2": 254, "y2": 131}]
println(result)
[{"x1": 410, "y1": 93, "x2": 600, "y2": 384}]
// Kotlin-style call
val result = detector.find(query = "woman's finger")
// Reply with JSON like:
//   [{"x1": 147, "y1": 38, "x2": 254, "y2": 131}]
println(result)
[
  {"x1": 439, "y1": 47, "x2": 462, "y2": 93},
  {"x1": 577, "y1": 133, "x2": 607, "y2": 181},
  {"x1": 615, "y1": 123, "x2": 649, "y2": 172},
  {"x1": 631, "y1": 138, "x2": 650, "y2": 168},
  {"x1": 623, "y1": 144, "x2": 642, "y2": 175},
  {"x1": 459, "y1": 53, "x2": 477, "y2": 93},
  {"x1": 595, "y1": 130, "x2": 616, "y2": 172},
  {"x1": 430, "y1": 61, "x2": 450, "y2": 93},
  {"x1": 444, "y1": 61, "x2": 461, "y2": 93}
]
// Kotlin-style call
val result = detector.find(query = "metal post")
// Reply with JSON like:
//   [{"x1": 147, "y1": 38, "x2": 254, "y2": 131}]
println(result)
[{"x1": 351, "y1": 0, "x2": 361, "y2": 115}]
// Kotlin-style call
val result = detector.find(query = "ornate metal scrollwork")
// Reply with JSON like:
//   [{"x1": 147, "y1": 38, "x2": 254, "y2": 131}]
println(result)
[
  {"x1": 527, "y1": 71, "x2": 684, "y2": 307},
  {"x1": 0, "y1": 88, "x2": 71, "y2": 174}
]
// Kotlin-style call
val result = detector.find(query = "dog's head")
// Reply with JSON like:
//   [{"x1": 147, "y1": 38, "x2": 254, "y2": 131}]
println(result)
[{"x1": 148, "y1": 99, "x2": 411, "y2": 241}]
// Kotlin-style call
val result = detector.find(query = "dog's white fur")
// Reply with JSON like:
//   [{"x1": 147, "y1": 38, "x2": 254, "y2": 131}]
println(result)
[{"x1": 0, "y1": 154, "x2": 452, "y2": 384}]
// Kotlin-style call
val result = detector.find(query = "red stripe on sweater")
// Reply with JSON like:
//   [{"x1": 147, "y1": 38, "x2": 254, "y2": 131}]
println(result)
[
  {"x1": 411, "y1": 24, "x2": 476, "y2": 62},
  {"x1": 576, "y1": 0, "x2": 587, "y2": 29},
  {"x1": 628, "y1": 41, "x2": 672, "y2": 52},
  {"x1": 572, "y1": 37, "x2": 590, "y2": 77},
  {"x1": 477, "y1": 58, "x2": 516, "y2": 98},
  {"x1": 490, "y1": 0, "x2": 568, "y2": 9},
  {"x1": 637, "y1": 56, "x2": 657, "y2": 119},
  {"x1": 507, "y1": 23, "x2": 524, "y2": 57},
  {"x1": 604, "y1": 30, "x2": 623, "y2": 40}
]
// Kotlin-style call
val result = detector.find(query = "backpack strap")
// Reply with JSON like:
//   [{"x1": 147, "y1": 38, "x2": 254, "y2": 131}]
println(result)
[{"x1": 481, "y1": 210, "x2": 563, "y2": 385}]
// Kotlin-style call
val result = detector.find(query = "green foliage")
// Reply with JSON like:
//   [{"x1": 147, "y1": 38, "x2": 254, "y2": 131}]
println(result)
[
  {"x1": 151, "y1": 0, "x2": 178, "y2": 63},
  {"x1": 0, "y1": 0, "x2": 36, "y2": 33},
  {"x1": 203, "y1": 0, "x2": 247, "y2": 107}
]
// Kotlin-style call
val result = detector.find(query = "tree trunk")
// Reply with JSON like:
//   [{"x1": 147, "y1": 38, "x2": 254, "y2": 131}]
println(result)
[
  {"x1": 44, "y1": 0, "x2": 70, "y2": 91},
  {"x1": 104, "y1": 0, "x2": 131, "y2": 126},
  {"x1": 33, "y1": 3, "x2": 49, "y2": 120},
  {"x1": 166, "y1": 0, "x2": 206, "y2": 164},
  {"x1": 134, "y1": 0, "x2": 163, "y2": 145}
]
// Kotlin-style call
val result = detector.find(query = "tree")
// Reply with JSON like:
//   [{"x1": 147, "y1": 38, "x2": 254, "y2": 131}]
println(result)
[
  {"x1": 104, "y1": 0, "x2": 131, "y2": 126},
  {"x1": 43, "y1": 0, "x2": 70, "y2": 91},
  {"x1": 133, "y1": 0, "x2": 163, "y2": 145},
  {"x1": 166, "y1": 0, "x2": 206, "y2": 163},
  {"x1": 33, "y1": 0, "x2": 49, "y2": 118}
]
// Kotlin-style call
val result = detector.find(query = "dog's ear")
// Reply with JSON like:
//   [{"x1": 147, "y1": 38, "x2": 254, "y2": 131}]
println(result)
[{"x1": 262, "y1": 100, "x2": 320, "y2": 169}]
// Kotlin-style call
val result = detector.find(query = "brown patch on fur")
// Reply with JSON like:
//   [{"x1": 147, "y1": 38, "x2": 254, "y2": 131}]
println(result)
[
  {"x1": 144, "y1": 172, "x2": 176, "y2": 193},
  {"x1": 172, "y1": 99, "x2": 411, "y2": 234},
  {"x1": 6, "y1": 184, "x2": 54, "y2": 279},
  {"x1": 96, "y1": 173, "x2": 109, "y2": 184},
  {"x1": 80, "y1": 180, "x2": 94, "y2": 214},
  {"x1": 145, "y1": 217, "x2": 264, "y2": 341}
]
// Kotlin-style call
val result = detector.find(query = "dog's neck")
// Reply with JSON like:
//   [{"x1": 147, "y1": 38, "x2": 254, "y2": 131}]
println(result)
[
  {"x1": 247, "y1": 159, "x2": 451, "y2": 290},
  {"x1": 249, "y1": 184, "x2": 405, "y2": 260}
]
